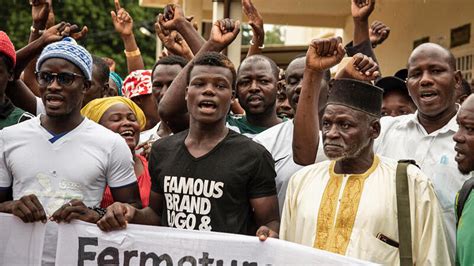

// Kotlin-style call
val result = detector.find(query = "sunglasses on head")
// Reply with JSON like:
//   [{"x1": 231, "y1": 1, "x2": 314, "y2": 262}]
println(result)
[{"x1": 35, "y1": 71, "x2": 85, "y2": 86}]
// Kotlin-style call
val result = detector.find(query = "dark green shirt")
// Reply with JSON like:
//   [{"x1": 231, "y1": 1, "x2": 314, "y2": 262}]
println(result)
[
  {"x1": 0, "y1": 98, "x2": 34, "y2": 130},
  {"x1": 226, "y1": 115, "x2": 287, "y2": 138},
  {"x1": 456, "y1": 191, "x2": 474, "y2": 266}
]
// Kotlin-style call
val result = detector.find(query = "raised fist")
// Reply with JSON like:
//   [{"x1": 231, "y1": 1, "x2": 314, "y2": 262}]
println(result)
[
  {"x1": 306, "y1": 37, "x2": 345, "y2": 71},
  {"x1": 337, "y1": 53, "x2": 380, "y2": 81},
  {"x1": 208, "y1": 18, "x2": 241, "y2": 51},
  {"x1": 369, "y1": 20, "x2": 390, "y2": 48},
  {"x1": 351, "y1": 0, "x2": 375, "y2": 21}
]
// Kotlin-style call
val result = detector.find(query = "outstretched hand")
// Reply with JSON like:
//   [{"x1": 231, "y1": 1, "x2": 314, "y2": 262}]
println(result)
[
  {"x1": 337, "y1": 53, "x2": 380, "y2": 81},
  {"x1": 41, "y1": 22, "x2": 88, "y2": 44},
  {"x1": 242, "y1": 0, "x2": 264, "y2": 45},
  {"x1": 208, "y1": 18, "x2": 241, "y2": 51},
  {"x1": 306, "y1": 37, "x2": 345, "y2": 72},
  {"x1": 369, "y1": 20, "x2": 390, "y2": 48},
  {"x1": 351, "y1": 0, "x2": 375, "y2": 21},
  {"x1": 111, "y1": 0, "x2": 134, "y2": 36}
]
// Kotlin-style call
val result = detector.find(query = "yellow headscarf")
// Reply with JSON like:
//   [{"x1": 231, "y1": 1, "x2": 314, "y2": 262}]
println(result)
[{"x1": 81, "y1": 96, "x2": 146, "y2": 131}]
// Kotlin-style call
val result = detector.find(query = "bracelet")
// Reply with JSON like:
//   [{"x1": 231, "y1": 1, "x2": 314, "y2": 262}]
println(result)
[
  {"x1": 88, "y1": 206, "x2": 107, "y2": 219},
  {"x1": 30, "y1": 26, "x2": 45, "y2": 35},
  {"x1": 249, "y1": 39, "x2": 264, "y2": 49},
  {"x1": 124, "y1": 49, "x2": 141, "y2": 57}
]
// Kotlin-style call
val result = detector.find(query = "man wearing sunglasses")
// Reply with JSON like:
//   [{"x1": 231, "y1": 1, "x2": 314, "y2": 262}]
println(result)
[{"x1": 0, "y1": 38, "x2": 141, "y2": 265}]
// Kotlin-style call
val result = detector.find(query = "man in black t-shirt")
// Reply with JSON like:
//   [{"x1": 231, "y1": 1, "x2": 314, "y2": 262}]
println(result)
[{"x1": 98, "y1": 19, "x2": 279, "y2": 239}]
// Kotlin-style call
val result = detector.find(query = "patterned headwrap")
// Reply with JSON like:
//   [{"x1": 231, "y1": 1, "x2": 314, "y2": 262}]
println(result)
[
  {"x1": 109, "y1": 72, "x2": 123, "y2": 96},
  {"x1": 0, "y1": 31, "x2": 16, "y2": 68},
  {"x1": 81, "y1": 96, "x2": 146, "y2": 131},
  {"x1": 36, "y1": 37, "x2": 93, "y2": 81},
  {"x1": 122, "y1": 70, "x2": 152, "y2": 99}
]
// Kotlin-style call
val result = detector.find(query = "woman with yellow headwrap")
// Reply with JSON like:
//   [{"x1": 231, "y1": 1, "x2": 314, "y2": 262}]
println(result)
[{"x1": 81, "y1": 96, "x2": 151, "y2": 207}]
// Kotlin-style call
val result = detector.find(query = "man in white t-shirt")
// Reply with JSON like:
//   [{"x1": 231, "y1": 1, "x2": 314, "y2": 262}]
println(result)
[
  {"x1": 253, "y1": 55, "x2": 329, "y2": 213},
  {"x1": 0, "y1": 38, "x2": 140, "y2": 265}
]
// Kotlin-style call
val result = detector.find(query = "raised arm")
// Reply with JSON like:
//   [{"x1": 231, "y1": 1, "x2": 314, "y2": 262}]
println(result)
[
  {"x1": 23, "y1": 0, "x2": 53, "y2": 96},
  {"x1": 242, "y1": 0, "x2": 265, "y2": 57},
  {"x1": 159, "y1": 4, "x2": 206, "y2": 55},
  {"x1": 292, "y1": 37, "x2": 345, "y2": 165},
  {"x1": 159, "y1": 18, "x2": 241, "y2": 133},
  {"x1": 346, "y1": 0, "x2": 379, "y2": 67},
  {"x1": 111, "y1": 0, "x2": 144, "y2": 73}
]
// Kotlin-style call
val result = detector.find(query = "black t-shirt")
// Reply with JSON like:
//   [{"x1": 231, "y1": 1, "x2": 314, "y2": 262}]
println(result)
[{"x1": 149, "y1": 129, "x2": 276, "y2": 235}]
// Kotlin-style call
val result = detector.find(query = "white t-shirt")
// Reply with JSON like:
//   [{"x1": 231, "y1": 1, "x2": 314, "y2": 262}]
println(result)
[
  {"x1": 374, "y1": 112, "x2": 469, "y2": 263},
  {"x1": 36, "y1": 96, "x2": 45, "y2": 115},
  {"x1": 253, "y1": 120, "x2": 327, "y2": 213},
  {"x1": 0, "y1": 116, "x2": 136, "y2": 265}
]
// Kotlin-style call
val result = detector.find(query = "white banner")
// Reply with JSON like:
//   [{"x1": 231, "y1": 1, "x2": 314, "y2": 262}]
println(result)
[
  {"x1": 0, "y1": 213, "x2": 46, "y2": 266},
  {"x1": 56, "y1": 221, "x2": 375, "y2": 266}
]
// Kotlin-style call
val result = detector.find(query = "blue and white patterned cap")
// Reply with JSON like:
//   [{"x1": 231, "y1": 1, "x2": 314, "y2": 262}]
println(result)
[{"x1": 36, "y1": 37, "x2": 93, "y2": 81}]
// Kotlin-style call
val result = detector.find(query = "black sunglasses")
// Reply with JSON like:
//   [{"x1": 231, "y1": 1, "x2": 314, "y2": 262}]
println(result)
[{"x1": 35, "y1": 71, "x2": 85, "y2": 86}]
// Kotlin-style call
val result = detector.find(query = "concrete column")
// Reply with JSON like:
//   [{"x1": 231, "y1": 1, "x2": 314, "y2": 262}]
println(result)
[
  {"x1": 183, "y1": 0, "x2": 204, "y2": 35},
  {"x1": 227, "y1": 0, "x2": 243, "y2": 67},
  {"x1": 212, "y1": 0, "x2": 225, "y2": 22}
]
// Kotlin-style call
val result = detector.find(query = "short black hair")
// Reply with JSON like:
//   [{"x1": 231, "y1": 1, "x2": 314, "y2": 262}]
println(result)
[
  {"x1": 239, "y1": 55, "x2": 279, "y2": 81},
  {"x1": 462, "y1": 79, "x2": 472, "y2": 96},
  {"x1": 0, "y1": 54, "x2": 14, "y2": 72},
  {"x1": 151, "y1": 55, "x2": 188, "y2": 79},
  {"x1": 187, "y1": 52, "x2": 237, "y2": 90},
  {"x1": 92, "y1": 55, "x2": 110, "y2": 84}
]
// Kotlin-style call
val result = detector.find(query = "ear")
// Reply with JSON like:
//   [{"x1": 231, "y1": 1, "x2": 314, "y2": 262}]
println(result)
[
  {"x1": 83, "y1": 80, "x2": 91, "y2": 93},
  {"x1": 102, "y1": 82, "x2": 109, "y2": 97},
  {"x1": 454, "y1": 70, "x2": 463, "y2": 91},
  {"x1": 369, "y1": 119, "x2": 381, "y2": 140},
  {"x1": 7, "y1": 70, "x2": 14, "y2": 82},
  {"x1": 185, "y1": 86, "x2": 189, "y2": 101}
]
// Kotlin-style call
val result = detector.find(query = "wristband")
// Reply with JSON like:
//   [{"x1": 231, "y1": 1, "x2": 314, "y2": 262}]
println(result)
[
  {"x1": 124, "y1": 49, "x2": 141, "y2": 57},
  {"x1": 88, "y1": 206, "x2": 107, "y2": 219},
  {"x1": 30, "y1": 26, "x2": 45, "y2": 35},
  {"x1": 249, "y1": 39, "x2": 264, "y2": 49}
]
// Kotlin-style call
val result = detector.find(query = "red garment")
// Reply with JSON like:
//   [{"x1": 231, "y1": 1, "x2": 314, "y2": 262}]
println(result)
[
  {"x1": 0, "y1": 31, "x2": 16, "y2": 67},
  {"x1": 100, "y1": 154, "x2": 151, "y2": 208}
]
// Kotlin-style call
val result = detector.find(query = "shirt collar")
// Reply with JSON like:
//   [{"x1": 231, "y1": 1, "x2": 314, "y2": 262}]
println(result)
[{"x1": 402, "y1": 107, "x2": 459, "y2": 135}]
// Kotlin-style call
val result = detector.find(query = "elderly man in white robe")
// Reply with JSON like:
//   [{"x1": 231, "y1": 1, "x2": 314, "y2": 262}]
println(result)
[{"x1": 280, "y1": 37, "x2": 450, "y2": 265}]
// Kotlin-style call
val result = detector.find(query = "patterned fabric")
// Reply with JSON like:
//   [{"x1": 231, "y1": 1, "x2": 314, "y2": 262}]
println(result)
[
  {"x1": 36, "y1": 37, "x2": 93, "y2": 80},
  {"x1": 0, "y1": 31, "x2": 16, "y2": 67},
  {"x1": 122, "y1": 70, "x2": 152, "y2": 99},
  {"x1": 81, "y1": 96, "x2": 146, "y2": 130}
]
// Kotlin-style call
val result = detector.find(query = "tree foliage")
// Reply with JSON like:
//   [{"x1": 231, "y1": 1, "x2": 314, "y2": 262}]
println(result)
[
  {"x1": 241, "y1": 24, "x2": 284, "y2": 46},
  {"x1": 0, "y1": 0, "x2": 161, "y2": 77}
]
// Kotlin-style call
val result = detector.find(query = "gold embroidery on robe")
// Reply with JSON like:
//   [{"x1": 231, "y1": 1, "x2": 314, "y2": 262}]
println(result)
[{"x1": 314, "y1": 156, "x2": 380, "y2": 254}]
